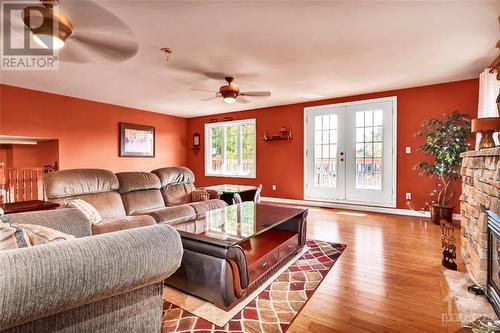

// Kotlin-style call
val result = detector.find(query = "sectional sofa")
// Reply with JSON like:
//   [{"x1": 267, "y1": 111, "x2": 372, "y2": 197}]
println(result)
[
  {"x1": 0, "y1": 208, "x2": 183, "y2": 332},
  {"x1": 43, "y1": 166, "x2": 227, "y2": 234}
]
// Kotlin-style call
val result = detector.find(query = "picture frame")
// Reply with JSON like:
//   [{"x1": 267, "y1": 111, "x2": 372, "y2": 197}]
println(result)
[{"x1": 119, "y1": 123, "x2": 155, "y2": 157}]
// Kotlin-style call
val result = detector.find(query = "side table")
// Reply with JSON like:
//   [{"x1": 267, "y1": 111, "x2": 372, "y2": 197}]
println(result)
[{"x1": 1, "y1": 200, "x2": 60, "y2": 214}]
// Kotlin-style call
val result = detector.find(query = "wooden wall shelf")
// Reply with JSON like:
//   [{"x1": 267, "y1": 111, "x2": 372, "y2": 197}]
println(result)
[
  {"x1": 262, "y1": 128, "x2": 293, "y2": 142},
  {"x1": 261, "y1": 137, "x2": 293, "y2": 142}
]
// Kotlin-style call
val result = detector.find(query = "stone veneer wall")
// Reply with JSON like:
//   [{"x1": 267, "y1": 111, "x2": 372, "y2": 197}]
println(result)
[{"x1": 460, "y1": 147, "x2": 500, "y2": 287}]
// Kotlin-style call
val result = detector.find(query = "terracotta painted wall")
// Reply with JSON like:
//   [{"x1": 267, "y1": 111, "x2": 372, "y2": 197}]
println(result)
[
  {"x1": 0, "y1": 140, "x2": 59, "y2": 168},
  {"x1": 0, "y1": 84, "x2": 187, "y2": 172},
  {"x1": 187, "y1": 79, "x2": 479, "y2": 212}
]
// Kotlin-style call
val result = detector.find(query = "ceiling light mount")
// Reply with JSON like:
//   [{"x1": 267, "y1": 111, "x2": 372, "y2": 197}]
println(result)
[{"x1": 161, "y1": 47, "x2": 173, "y2": 61}]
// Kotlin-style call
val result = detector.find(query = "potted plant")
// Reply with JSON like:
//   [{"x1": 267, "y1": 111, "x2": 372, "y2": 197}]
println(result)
[{"x1": 415, "y1": 111, "x2": 471, "y2": 224}]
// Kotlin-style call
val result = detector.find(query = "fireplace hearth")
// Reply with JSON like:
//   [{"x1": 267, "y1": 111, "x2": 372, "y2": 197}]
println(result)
[{"x1": 488, "y1": 210, "x2": 500, "y2": 316}]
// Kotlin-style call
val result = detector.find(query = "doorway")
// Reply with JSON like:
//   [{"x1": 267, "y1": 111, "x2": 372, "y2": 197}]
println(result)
[{"x1": 304, "y1": 97, "x2": 396, "y2": 207}]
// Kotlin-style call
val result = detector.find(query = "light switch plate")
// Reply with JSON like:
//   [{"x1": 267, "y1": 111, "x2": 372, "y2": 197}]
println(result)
[{"x1": 405, "y1": 146, "x2": 411, "y2": 154}]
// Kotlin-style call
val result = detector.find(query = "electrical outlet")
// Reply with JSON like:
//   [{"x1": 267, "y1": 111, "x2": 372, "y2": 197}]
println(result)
[
  {"x1": 405, "y1": 192, "x2": 411, "y2": 200},
  {"x1": 405, "y1": 146, "x2": 411, "y2": 154},
  {"x1": 272, "y1": 185, "x2": 277, "y2": 191}
]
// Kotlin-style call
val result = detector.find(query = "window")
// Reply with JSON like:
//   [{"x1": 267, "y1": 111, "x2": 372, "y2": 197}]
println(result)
[{"x1": 205, "y1": 119, "x2": 256, "y2": 178}]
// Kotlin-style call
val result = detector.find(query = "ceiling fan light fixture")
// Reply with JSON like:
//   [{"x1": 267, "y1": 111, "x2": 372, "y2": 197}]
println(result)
[
  {"x1": 223, "y1": 97, "x2": 237, "y2": 104},
  {"x1": 32, "y1": 33, "x2": 65, "y2": 49},
  {"x1": 23, "y1": 6, "x2": 73, "y2": 50}
]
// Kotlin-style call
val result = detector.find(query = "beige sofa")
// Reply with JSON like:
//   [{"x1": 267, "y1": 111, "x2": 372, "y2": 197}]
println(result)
[{"x1": 44, "y1": 167, "x2": 226, "y2": 232}]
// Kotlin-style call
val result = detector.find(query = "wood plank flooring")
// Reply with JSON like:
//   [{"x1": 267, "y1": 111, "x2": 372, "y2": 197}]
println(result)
[{"x1": 283, "y1": 205, "x2": 463, "y2": 333}]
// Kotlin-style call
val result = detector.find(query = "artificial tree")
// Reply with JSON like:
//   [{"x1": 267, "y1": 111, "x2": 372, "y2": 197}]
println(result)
[{"x1": 415, "y1": 111, "x2": 471, "y2": 224}]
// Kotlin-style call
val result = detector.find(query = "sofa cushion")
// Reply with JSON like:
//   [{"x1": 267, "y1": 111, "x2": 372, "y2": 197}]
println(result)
[
  {"x1": 188, "y1": 199, "x2": 227, "y2": 215},
  {"x1": 53, "y1": 192, "x2": 126, "y2": 220},
  {"x1": 120, "y1": 190, "x2": 166, "y2": 215},
  {"x1": 44, "y1": 169, "x2": 126, "y2": 220},
  {"x1": 139, "y1": 205, "x2": 197, "y2": 225},
  {"x1": 91, "y1": 215, "x2": 156, "y2": 235},
  {"x1": 151, "y1": 167, "x2": 195, "y2": 187},
  {"x1": 20, "y1": 223, "x2": 75, "y2": 245},
  {"x1": 0, "y1": 222, "x2": 31, "y2": 250},
  {"x1": 116, "y1": 172, "x2": 161, "y2": 194},
  {"x1": 191, "y1": 190, "x2": 210, "y2": 202},
  {"x1": 44, "y1": 169, "x2": 120, "y2": 199},
  {"x1": 161, "y1": 183, "x2": 196, "y2": 206},
  {"x1": 64, "y1": 199, "x2": 103, "y2": 224}
]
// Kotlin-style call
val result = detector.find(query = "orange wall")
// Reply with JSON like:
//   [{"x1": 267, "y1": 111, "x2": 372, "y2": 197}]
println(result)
[
  {"x1": 0, "y1": 140, "x2": 59, "y2": 168},
  {"x1": 187, "y1": 79, "x2": 479, "y2": 212},
  {"x1": 0, "y1": 84, "x2": 187, "y2": 172}
]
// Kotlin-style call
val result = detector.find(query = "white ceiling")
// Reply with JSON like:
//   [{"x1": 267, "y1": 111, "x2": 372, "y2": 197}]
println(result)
[{"x1": 1, "y1": 1, "x2": 499, "y2": 118}]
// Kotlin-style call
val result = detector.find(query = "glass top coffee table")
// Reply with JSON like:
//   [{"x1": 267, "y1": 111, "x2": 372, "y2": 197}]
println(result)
[
  {"x1": 165, "y1": 202, "x2": 308, "y2": 310},
  {"x1": 172, "y1": 201, "x2": 305, "y2": 248}
]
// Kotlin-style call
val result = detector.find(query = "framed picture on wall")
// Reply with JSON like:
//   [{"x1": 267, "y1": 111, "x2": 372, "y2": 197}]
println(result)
[{"x1": 119, "y1": 123, "x2": 155, "y2": 157}]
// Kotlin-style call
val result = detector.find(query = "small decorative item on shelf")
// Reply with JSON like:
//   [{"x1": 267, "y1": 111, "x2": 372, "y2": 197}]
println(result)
[
  {"x1": 471, "y1": 117, "x2": 500, "y2": 149},
  {"x1": 262, "y1": 127, "x2": 293, "y2": 142},
  {"x1": 440, "y1": 219, "x2": 457, "y2": 270}
]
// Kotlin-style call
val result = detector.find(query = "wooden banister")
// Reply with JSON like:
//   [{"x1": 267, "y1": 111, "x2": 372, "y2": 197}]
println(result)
[{"x1": 0, "y1": 166, "x2": 56, "y2": 204}]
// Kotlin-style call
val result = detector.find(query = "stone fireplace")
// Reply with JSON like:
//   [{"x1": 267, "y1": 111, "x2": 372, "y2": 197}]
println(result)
[{"x1": 460, "y1": 147, "x2": 500, "y2": 286}]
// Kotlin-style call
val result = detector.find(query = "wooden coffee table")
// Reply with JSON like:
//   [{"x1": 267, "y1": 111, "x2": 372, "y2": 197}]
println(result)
[{"x1": 165, "y1": 202, "x2": 308, "y2": 309}]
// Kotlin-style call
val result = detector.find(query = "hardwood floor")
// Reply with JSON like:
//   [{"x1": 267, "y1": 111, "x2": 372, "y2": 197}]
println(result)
[{"x1": 284, "y1": 205, "x2": 463, "y2": 333}]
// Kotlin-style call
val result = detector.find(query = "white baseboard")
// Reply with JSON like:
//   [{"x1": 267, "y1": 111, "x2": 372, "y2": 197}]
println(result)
[{"x1": 261, "y1": 196, "x2": 461, "y2": 221}]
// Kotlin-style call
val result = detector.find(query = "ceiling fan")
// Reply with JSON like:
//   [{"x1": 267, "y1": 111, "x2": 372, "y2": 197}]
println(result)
[
  {"x1": 198, "y1": 76, "x2": 271, "y2": 104},
  {"x1": 14, "y1": 0, "x2": 138, "y2": 62}
]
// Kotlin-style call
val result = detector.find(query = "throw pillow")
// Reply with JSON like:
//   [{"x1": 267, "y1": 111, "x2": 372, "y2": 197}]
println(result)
[
  {"x1": 0, "y1": 221, "x2": 31, "y2": 251},
  {"x1": 20, "y1": 223, "x2": 75, "y2": 246},
  {"x1": 191, "y1": 190, "x2": 210, "y2": 202},
  {"x1": 64, "y1": 199, "x2": 103, "y2": 224}
]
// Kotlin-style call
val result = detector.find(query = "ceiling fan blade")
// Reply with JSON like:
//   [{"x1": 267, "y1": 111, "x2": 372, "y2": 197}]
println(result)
[
  {"x1": 190, "y1": 88, "x2": 217, "y2": 93},
  {"x1": 239, "y1": 91, "x2": 271, "y2": 97},
  {"x1": 59, "y1": 1, "x2": 134, "y2": 34},
  {"x1": 237, "y1": 96, "x2": 251, "y2": 104},
  {"x1": 58, "y1": 44, "x2": 89, "y2": 63},
  {"x1": 71, "y1": 33, "x2": 138, "y2": 62},
  {"x1": 200, "y1": 96, "x2": 219, "y2": 102}
]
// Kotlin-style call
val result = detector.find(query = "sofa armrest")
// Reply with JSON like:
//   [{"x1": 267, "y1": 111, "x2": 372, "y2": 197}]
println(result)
[
  {"x1": 205, "y1": 189, "x2": 222, "y2": 200},
  {"x1": 7, "y1": 208, "x2": 92, "y2": 238},
  {"x1": 0, "y1": 224, "x2": 182, "y2": 331}
]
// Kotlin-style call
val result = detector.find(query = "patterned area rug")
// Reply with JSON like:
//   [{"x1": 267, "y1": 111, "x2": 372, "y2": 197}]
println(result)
[{"x1": 162, "y1": 240, "x2": 346, "y2": 333}]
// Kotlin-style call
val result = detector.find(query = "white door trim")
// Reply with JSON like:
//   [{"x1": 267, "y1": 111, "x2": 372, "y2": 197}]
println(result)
[{"x1": 303, "y1": 96, "x2": 397, "y2": 207}]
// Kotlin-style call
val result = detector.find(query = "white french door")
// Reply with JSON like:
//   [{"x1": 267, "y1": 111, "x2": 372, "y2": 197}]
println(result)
[{"x1": 304, "y1": 97, "x2": 396, "y2": 207}]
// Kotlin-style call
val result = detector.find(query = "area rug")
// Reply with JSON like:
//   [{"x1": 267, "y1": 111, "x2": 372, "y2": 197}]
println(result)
[
  {"x1": 162, "y1": 240, "x2": 346, "y2": 333},
  {"x1": 163, "y1": 246, "x2": 310, "y2": 327}
]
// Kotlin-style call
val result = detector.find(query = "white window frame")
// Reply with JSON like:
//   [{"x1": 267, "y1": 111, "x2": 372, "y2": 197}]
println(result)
[{"x1": 204, "y1": 118, "x2": 256, "y2": 178}]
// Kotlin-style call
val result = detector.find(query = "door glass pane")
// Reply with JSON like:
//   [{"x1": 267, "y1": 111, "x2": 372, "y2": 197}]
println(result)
[
  {"x1": 314, "y1": 114, "x2": 338, "y2": 188},
  {"x1": 355, "y1": 110, "x2": 382, "y2": 190}
]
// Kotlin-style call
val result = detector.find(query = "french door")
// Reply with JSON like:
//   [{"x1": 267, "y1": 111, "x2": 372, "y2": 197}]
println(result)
[{"x1": 304, "y1": 97, "x2": 396, "y2": 207}]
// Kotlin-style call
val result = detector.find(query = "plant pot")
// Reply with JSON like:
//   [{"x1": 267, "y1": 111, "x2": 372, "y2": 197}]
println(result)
[{"x1": 430, "y1": 205, "x2": 453, "y2": 225}]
